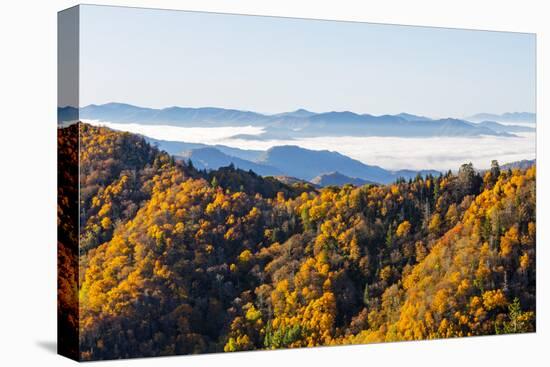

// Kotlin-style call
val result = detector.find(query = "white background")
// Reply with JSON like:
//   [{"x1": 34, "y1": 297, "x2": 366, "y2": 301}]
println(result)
[{"x1": 0, "y1": 0, "x2": 547, "y2": 365}]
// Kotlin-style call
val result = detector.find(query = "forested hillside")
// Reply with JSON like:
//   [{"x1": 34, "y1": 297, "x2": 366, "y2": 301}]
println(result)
[
  {"x1": 68, "y1": 123, "x2": 535, "y2": 360},
  {"x1": 58, "y1": 123, "x2": 79, "y2": 359}
]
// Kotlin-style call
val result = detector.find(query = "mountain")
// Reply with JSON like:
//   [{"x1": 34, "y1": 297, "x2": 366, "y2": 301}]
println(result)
[
  {"x1": 258, "y1": 145, "x2": 387, "y2": 182},
  {"x1": 233, "y1": 114, "x2": 512, "y2": 140},
  {"x1": 311, "y1": 172, "x2": 375, "y2": 187},
  {"x1": 146, "y1": 138, "x2": 264, "y2": 162},
  {"x1": 80, "y1": 103, "x2": 156, "y2": 122},
  {"x1": 279, "y1": 112, "x2": 514, "y2": 137},
  {"x1": 396, "y1": 112, "x2": 433, "y2": 121},
  {"x1": 57, "y1": 106, "x2": 79, "y2": 124},
  {"x1": 274, "y1": 175, "x2": 316, "y2": 187},
  {"x1": 179, "y1": 147, "x2": 282, "y2": 177},
  {"x1": 155, "y1": 141, "x2": 440, "y2": 185},
  {"x1": 79, "y1": 103, "x2": 517, "y2": 138},
  {"x1": 501, "y1": 159, "x2": 536, "y2": 171},
  {"x1": 272, "y1": 108, "x2": 316, "y2": 119},
  {"x1": 435, "y1": 118, "x2": 512, "y2": 136},
  {"x1": 476, "y1": 121, "x2": 536, "y2": 133},
  {"x1": 145, "y1": 138, "x2": 206, "y2": 156},
  {"x1": 258, "y1": 145, "x2": 439, "y2": 183},
  {"x1": 475, "y1": 121, "x2": 535, "y2": 133},
  {"x1": 208, "y1": 145, "x2": 264, "y2": 162},
  {"x1": 467, "y1": 112, "x2": 536, "y2": 124},
  {"x1": 80, "y1": 102, "x2": 269, "y2": 126}
]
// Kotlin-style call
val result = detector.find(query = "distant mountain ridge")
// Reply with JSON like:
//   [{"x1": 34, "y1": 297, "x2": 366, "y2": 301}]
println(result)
[
  {"x1": 70, "y1": 103, "x2": 533, "y2": 138},
  {"x1": 148, "y1": 137, "x2": 440, "y2": 185},
  {"x1": 179, "y1": 147, "x2": 282, "y2": 177},
  {"x1": 475, "y1": 121, "x2": 534, "y2": 133},
  {"x1": 80, "y1": 102, "x2": 268, "y2": 126},
  {"x1": 467, "y1": 112, "x2": 535, "y2": 124},
  {"x1": 258, "y1": 145, "x2": 385, "y2": 182},
  {"x1": 396, "y1": 112, "x2": 433, "y2": 121},
  {"x1": 57, "y1": 106, "x2": 79, "y2": 124},
  {"x1": 311, "y1": 172, "x2": 375, "y2": 187},
  {"x1": 145, "y1": 137, "x2": 264, "y2": 162},
  {"x1": 500, "y1": 159, "x2": 536, "y2": 171}
]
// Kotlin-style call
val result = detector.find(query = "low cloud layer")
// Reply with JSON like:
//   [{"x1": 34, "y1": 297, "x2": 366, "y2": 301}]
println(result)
[{"x1": 86, "y1": 120, "x2": 535, "y2": 172}]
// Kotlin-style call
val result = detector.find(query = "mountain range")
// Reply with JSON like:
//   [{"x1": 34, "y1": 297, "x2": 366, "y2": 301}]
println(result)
[
  {"x1": 58, "y1": 103, "x2": 535, "y2": 186},
  {"x1": 59, "y1": 103, "x2": 536, "y2": 138},
  {"x1": 500, "y1": 159, "x2": 536, "y2": 171},
  {"x1": 147, "y1": 137, "x2": 440, "y2": 185},
  {"x1": 466, "y1": 112, "x2": 536, "y2": 124},
  {"x1": 179, "y1": 147, "x2": 282, "y2": 177}
]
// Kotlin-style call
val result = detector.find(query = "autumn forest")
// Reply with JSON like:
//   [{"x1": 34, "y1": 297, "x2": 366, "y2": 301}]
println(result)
[{"x1": 58, "y1": 122, "x2": 536, "y2": 361}]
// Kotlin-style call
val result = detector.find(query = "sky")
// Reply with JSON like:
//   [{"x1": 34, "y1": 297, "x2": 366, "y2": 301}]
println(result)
[{"x1": 78, "y1": 5, "x2": 536, "y2": 118}]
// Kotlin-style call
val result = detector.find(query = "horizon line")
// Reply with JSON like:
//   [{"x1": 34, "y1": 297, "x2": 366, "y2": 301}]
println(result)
[{"x1": 59, "y1": 102, "x2": 537, "y2": 121}]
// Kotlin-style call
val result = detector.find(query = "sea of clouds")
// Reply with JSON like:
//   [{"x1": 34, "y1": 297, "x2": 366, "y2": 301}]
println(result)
[{"x1": 84, "y1": 120, "x2": 535, "y2": 172}]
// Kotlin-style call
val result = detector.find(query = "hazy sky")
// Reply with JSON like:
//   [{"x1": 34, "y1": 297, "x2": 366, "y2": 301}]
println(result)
[{"x1": 79, "y1": 5, "x2": 536, "y2": 118}]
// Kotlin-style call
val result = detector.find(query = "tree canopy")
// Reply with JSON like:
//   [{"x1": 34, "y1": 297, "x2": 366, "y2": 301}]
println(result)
[{"x1": 64, "y1": 123, "x2": 535, "y2": 360}]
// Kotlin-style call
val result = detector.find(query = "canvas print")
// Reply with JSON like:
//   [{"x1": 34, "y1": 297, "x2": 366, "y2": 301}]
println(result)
[{"x1": 58, "y1": 5, "x2": 536, "y2": 361}]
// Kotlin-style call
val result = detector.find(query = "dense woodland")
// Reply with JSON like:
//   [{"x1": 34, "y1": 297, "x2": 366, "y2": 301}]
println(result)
[{"x1": 58, "y1": 123, "x2": 536, "y2": 360}]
